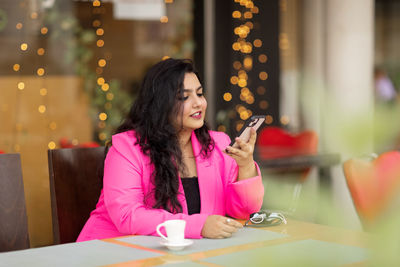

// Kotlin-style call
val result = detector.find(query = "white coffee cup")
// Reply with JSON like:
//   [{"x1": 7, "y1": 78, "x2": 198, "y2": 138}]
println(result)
[{"x1": 156, "y1": 219, "x2": 186, "y2": 244}]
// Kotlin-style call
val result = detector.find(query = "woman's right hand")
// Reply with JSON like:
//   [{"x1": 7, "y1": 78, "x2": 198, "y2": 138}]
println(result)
[{"x1": 201, "y1": 215, "x2": 243, "y2": 239}]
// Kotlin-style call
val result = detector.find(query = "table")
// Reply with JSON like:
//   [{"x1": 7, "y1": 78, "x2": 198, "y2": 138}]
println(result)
[
  {"x1": 256, "y1": 153, "x2": 341, "y2": 170},
  {"x1": 0, "y1": 220, "x2": 370, "y2": 267}
]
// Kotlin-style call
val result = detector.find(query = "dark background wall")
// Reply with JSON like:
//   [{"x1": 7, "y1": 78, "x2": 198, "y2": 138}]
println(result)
[{"x1": 211, "y1": 0, "x2": 280, "y2": 137}]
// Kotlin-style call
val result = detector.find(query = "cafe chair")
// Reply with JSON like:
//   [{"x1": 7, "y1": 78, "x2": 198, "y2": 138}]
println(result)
[
  {"x1": 257, "y1": 127, "x2": 318, "y2": 166},
  {"x1": 48, "y1": 146, "x2": 105, "y2": 244},
  {"x1": 59, "y1": 137, "x2": 100, "y2": 149},
  {"x1": 256, "y1": 127, "x2": 318, "y2": 214},
  {"x1": 343, "y1": 151, "x2": 400, "y2": 229},
  {"x1": 0, "y1": 153, "x2": 30, "y2": 252}
]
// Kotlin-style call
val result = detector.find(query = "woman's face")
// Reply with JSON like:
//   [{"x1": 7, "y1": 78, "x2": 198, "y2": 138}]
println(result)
[{"x1": 172, "y1": 72, "x2": 207, "y2": 133}]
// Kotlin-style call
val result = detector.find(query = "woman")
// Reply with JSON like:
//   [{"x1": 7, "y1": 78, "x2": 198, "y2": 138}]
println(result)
[{"x1": 77, "y1": 58, "x2": 264, "y2": 241}]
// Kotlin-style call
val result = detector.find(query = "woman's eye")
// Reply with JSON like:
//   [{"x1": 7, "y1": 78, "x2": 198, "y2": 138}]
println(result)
[
  {"x1": 197, "y1": 93, "x2": 204, "y2": 97},
  {"x1": 177, "y1": 94, "x2": 189, "y2": 101}
]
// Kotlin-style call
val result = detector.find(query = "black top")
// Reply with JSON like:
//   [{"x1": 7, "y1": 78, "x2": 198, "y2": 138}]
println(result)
[{"x1": 181, "y1": 177, "x2": 201, "y2": 215}]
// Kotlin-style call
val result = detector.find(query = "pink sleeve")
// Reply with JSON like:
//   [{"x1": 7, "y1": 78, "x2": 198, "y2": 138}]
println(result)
[
  {"x1": 103, "y1": 135, "x2": 208, "y2": 239},
  {"x1": 225, "y1": 162, "x2": 264, "y2": 219},
  {"x1": 213, "y1": 131, "x2": 264, "y2": 219}
]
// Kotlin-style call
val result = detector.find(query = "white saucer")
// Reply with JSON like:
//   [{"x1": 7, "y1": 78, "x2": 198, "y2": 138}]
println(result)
[{"x1": 160, "y1": 239, "x2": 194, "y2": 251}]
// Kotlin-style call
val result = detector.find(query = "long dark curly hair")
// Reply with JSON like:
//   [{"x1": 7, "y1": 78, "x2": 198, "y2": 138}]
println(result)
[{"x1": 115, "y1": 58, "x2": 214, "y2": 213}]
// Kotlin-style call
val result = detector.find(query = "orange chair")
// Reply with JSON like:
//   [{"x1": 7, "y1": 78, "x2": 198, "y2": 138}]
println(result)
[
  {"x1": 343, "y1": 151, "x2": 400, "y2": 228},
  {"x1": 256, "y1": 127, "x2": 318, "y2": 214}
]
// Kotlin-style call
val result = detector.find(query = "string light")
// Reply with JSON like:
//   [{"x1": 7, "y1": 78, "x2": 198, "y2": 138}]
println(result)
[
  {"x1": 259, "y1": 100, "x2": 269, "y2": 109},
  {"x1": 99, "y1": 112, "x2": 107, "y2": 121},
  {"x1": 238, "y1": 79, "x2": 247, "y2": 87},
  {"x1": 251, "y1": 7, "x2": 259, "y2": 13},
  {"x1": 40, "y1": 27, "x2": 48, "y2": 35},
  {"x1": 243, "y1": 56, "x2": 252, "y2": 70},
  {"x1": 37, "y1": 48, "x2": 45, "y2": 55},
  {"x1": 217, "y1": 125, "x2": 227, "y2": 132},
  {"x1": 92, "y1": 1, "x2": 113, "y2": 143},
  {"x1": 13, "y1": 64, "x2": 20, "y2": 71},
  {"x1": 98, "y1": 59, "x2": 106, "y2": 67},
  {"x1": 17, "y1": 82, "x2": 25, "y2": 90},
  {"x1": 232, "y1": 11, "x2": 241, "y2": 18},
  {"x1": 96, "y1": 39, "x2": 104, "y2": 47},
  {"x1": 39, "y1": 88, "x2": 47, "y2": 96},
  {"x1": 38, "y1": 105, "x2": 46, "y2": 114},
  {"x1": 259, "y1": 71, "x2": 268, "y2": 80},
  {"x1": 37, "y1": 67, "x2": 45, "y2": 76},
  {"x1": 93, "y1": 0, "x2": 101, "y2": 7},
  {"x1": 49, "y1": 122, "x2": 57, "y2": 130},
  {"x1": 253, "y1": 39, "x2": 262, "y2": 47},
  {"x1": 10, "y1": 2, "x2": 55, "y2": 153},
  {"x1": 92, "y1": 20, "x2": 101, "y2": 27},
  {"x1": 97, "y1": 77, "x2": 105, "y2": 85},
  {"x1": 265, "y1": 115, "x2": 273, "y2": 124},
  {"x1": 233, "y1": 61, "x2": 242, "y2": 70},
  {"x1": 236, "y1": 121, "x2": 244, "y2": 132},
  {"x1": 20, "y1": 43, "x2": 28, "y2": 51},
  {"x1": 223, "y1": 92, "x2": 233, "y2": 102},
  {"x1": 12, "y1": 6, "x2": 27, "y2": 152},
  {"x1": 160, "y1": 16, "x2": 168, "y2": 23},
  {"x1": 106, "y1": 93, "x2": 114, "y2": 101},
  {"x1": 280, "y1": 115, "x2": 290, "y2": 125},
  {"x1": 98, "y1": 132, "x2": 107, "y2": 141},
  {"x1": 245, "y1": 21, "x2": 253, "y2": 29},
  {"x1": 243, "y1": 11, "x2": 253, "y2": 19},
  {"x1": 96, "y1": 28, "x2": 104, "y2": 36},
  {"x1": 256, "y1": 86, "x2": 266, "y2": 95},
  {"x1": 230, "y1": 76, "x2": 238, "y2": 85},
  {"x1": 229, "y1": 0, "x2": 273, "y2": 130},
  {"x1": 48, "y1": 141, "x2": 56, "y2": 150},
  {"x1": 96, "y1": 67, "x2": 103, "y2": 75},
  {"x1": 101, "y1": 83, "x2": 109, "y2": 91},
  {"x1": 258, "y1": 54, "x2": 267, "y2": 63}
]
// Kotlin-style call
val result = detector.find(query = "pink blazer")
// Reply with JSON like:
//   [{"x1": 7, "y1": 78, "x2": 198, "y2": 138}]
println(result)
[{"x1": 77, "y1": 130, "x2": 264, "y2": 242}]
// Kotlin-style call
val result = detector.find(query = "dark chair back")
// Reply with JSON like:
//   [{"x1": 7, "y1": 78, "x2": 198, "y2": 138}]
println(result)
[
  {"x1": 0, "y1": 153, "x2": 30, "y2": 252},
  {"x1": 48, "y1": 147, "x2": 105, "y2": 244}
]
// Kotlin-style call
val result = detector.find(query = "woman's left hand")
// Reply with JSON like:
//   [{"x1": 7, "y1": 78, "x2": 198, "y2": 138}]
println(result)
[{"x1": 225, "y1": 128, "x2": 258, "y2": 179}]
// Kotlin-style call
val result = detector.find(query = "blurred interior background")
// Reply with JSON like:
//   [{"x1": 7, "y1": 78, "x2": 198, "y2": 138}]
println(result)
[{"x1": 0, "y1": 0, "x2": 399, "y2": 248}]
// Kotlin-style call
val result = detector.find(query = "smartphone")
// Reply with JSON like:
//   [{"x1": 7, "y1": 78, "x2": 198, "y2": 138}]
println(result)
[{"x1": 229, "y1": 115, "x2": 266, "y2": 148}]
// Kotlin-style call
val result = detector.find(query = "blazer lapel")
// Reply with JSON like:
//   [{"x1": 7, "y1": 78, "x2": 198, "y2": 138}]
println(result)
[{"x1": 191, "y1": 132, "x2": 216, "y2": 214}]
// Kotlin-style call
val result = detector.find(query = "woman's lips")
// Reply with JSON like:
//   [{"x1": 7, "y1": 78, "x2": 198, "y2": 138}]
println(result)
[{"x1": 190, "y1": 111, "x2": 202, "y2": 119}]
